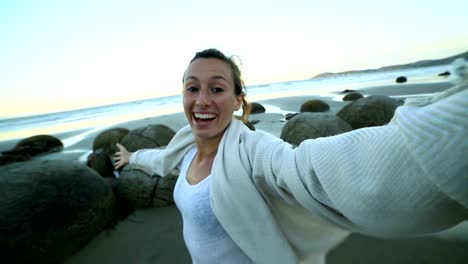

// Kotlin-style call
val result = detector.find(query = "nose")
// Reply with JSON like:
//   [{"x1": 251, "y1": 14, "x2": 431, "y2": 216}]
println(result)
[{"x1": 196, "y1": 89, "x2": 211, "y2": 106}]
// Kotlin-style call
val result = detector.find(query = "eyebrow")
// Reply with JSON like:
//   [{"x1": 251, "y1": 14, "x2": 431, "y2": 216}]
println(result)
[{"x1": 184, "y1": 75, "x2": 228, "y2": 82}]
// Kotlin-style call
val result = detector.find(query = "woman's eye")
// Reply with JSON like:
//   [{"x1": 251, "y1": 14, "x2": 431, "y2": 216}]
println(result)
[
  {"x1": 212, "y1": 87, "x2": 224, "y2": 93},
  {"x1": 186, "y1": 86, "x2": 198, "y2": 92}
]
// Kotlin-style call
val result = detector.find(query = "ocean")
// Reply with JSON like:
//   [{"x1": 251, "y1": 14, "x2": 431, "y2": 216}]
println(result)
[{"x1": 0, "y1": 64, "x2": 452, "y2": 150}]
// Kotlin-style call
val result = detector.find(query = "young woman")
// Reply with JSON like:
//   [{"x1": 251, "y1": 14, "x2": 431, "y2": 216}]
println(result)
[{"x1": 114, "y1": 49, "x2": 468, "y2": 263}]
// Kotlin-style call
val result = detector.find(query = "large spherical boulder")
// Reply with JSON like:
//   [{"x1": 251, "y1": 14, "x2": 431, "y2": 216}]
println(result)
[
  {"x1": 250, "y1": 102, "x2": 266, "y2": 114},
  {"x1": 343, "y1": 92, "x2": 364, "y2": 101},
  {"x1": 395, "y1": 76, "x2": 407, "y2": 83},
  {"x1": 0, "y1": 154, "x2": 30, "y2": 166},
  {"x1": 115, "y1": 165, "x2": 179, "y2": 209},
  {"x1": 2, "y1": 134, "x2": 63, "y2": 159},
  {"x1": 0, "y1": 160, "x2": 115, "y2": 263},
  {"x1": 120, "y1": 124, "x2": 175, "y2": 152},
  {"x1": 93, "y1": 127, "x2": 130, "y2": 156},
  {"x1": 300, "y1": 99, "x2": 330, "y2": 113},
  {"x1": 438, "y1": 71, "x2": 450, "y2": 77},
  {"x1": 87, "y1": 151, "x2": 115, "y2": 178},
  {"x1": 280, "y1": 113, "x2": 352, "y2": 146},
  {"x1": 337, "y1": 95, "x2": 400, "y2": 129},
  {"x1": 340, "y1": 89, "x2": 358, "y2": 94},
  {"x1": 88, "y1": 128, "x2": 130, "y2": 178}
]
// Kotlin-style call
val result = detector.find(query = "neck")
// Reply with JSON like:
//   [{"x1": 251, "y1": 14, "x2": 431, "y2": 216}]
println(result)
[{"x1": 195, "y1": 136, "x2": 220, "y2": 161}]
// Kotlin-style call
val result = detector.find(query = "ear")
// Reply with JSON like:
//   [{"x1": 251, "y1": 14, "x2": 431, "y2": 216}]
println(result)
[{"x1": 234, "y1": 93, "x2": 244, "y2": 111}]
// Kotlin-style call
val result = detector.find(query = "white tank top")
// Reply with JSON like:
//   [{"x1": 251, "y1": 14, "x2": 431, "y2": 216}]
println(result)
[{"x1": 173, "y1": 147, "x2": 251, "y2": 264}]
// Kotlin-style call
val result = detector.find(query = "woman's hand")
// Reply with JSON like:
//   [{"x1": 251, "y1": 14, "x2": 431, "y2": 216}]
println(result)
[{"x1": 114, "y1": 143, "x2": 133, "y2": 170}]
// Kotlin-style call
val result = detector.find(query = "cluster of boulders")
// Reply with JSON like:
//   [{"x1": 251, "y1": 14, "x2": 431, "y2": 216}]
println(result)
[
  {"x1": 0, "y1": 124, "x2": 180, "y2": 263},
  {"x1": 274, "y1": 92, "x2": 402, "y2": 147},
  {"x1": 0, "y1": 90, "x2": 404, "y2": 262}
]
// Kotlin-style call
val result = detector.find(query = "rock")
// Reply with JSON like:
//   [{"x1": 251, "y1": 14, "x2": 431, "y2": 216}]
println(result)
[
  {"x1": 285, "y1": 113, "x2": 299, "y2": 120},
  {"x1": 337, "y1": 95, "x2": 400, "y2": 129},
  {"x1": 395, "y1": 76, "x2": 407, "y2": 83},
  {"x1": 88, "y1": 128, "x2": 130, "y2": 178},
  {"x1": 87, "y1": 151, "x2": 115, "y2": 178},
  {"x1": 280, "y1": 113, "x2": 352, "y2": 146},
  {"x1": 2, "y1": 134, "x2": 63, "y2": 158},
  {"x1": 300, "y1": 99, "x2": 330, "y2": 113},
  {"x1": 340, "y1": 89, "x2": 358, "y2": 94},
  {"x1": 438, "y1": 71, "x2": 451, "y2": 77},
  {"x1": 93, "y1": 127, "x2": 130, "y2": 156},
  {"x1": 0, "y1": 154, "x2": 30, "y2": 166},
  {"x1": 120, "y1": 124, "x2": 175, "y2": 152},
  {"x1": 0, "y1": 160, "x2": 115, "y2": 263},
  {"x1": 115, "y1": 164, "x2": 179, "y2": 209},
  {"x1": 343, "y1": 92, "x2": 364, "y2": 101},
  {"x1": 250, "y1": 102, "x2": 266, "y2": 114}
]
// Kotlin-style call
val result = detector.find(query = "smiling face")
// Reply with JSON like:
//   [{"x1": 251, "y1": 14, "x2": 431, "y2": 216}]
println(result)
[{"x1": 183, "y1": 58, "x2": 243, "y2": 142}]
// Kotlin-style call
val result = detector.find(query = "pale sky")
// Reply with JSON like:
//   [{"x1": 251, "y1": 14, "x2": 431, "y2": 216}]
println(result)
[{"x1": 1, "y1": 0, "x2": 467, "y2": 119}]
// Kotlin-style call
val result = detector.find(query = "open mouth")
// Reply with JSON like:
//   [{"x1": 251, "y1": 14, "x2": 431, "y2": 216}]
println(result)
[{"x1": 193, "y1": 113, "x2": 216, "y2": 122}]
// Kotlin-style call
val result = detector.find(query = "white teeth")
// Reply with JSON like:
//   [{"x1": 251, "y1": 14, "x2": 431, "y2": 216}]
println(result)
[{"x1": 194, "y1": 113, "x2": 216, "y2": 119}]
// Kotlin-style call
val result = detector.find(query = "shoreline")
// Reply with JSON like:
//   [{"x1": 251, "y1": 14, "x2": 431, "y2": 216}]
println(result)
[{"x1": 0, "y1": 80, "x2": 454, "y2": 159}]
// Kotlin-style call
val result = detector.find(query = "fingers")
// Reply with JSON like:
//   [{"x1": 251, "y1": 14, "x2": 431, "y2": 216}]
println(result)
[
  {"x1": 114, "y1": 156, "x2": 127, "y2": 170},
  {"x1": 114, "y1": 161, "x2": 123, "y2": 170},
  {"x1": 114, "y1": 143, "x2": 127, "y2": 170},
  {"x1": 116, "y1": 143, "x2": 126, "y2": 153}
]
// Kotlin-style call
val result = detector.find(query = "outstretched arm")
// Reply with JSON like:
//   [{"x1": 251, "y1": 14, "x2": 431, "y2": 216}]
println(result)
[
  {"x1": 312, "y1": 89, "x2": 466, "y2": 235},
  {"x1": 239, "y1": 76, "x2": 468, "y2": 237},
  {"x1": 112, "y1": 124, "x2": 196, "y2": 176}
]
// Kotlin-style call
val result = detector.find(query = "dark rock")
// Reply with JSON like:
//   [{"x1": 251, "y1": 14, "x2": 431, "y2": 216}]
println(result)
[
  {"x1": 93, "y1": 127, "x2": 130, "y2": 156},
  {"x1": 120, "y1": 124, "x2": 175, "y2": 152},
  {"x1": 438, "y1": 71, "x2": 451, "y2": 77},
  {"x1": 2, "y1": 135, "x2": 63, "y2": 157},
  {"x1": 115, "y1": 165, "x2": 179, "y2": 209},
  {"x1": 337, "y1": 95, "x2": 400, "y2": 129},
  {"x1": 87, "y1": 151, "x2": 116, "y2": 178},
  {"x1": 395, "y1": 76, "x2": 407, "y2": 83},
  {"x1": 0, "y1": 160, "x2": 115, "y2": 263},
  {"x1": 300, "y1": 99, "x2": 330, "y2": 113},
  {"x1": 250, "y1": 102, "x2": 266, "y2": 114},
  {"x1": 88, "y1": 128, "x2": 130, "y2": 178},
  {"x1": 280, "y1": 113, "x2": 352, "y2": 146},
  {"x1": 343, "y1": 92, "x2": 364, "y2": 101},
  {"x1": 285, "y1": 113, "x2": 299, "y2": 120},
  {"x1": 340, "y1": 89, "x2": 358, "y2": 94},
  {"x1": 0, "y1": 154, "x2": 30, "y2": 166}
]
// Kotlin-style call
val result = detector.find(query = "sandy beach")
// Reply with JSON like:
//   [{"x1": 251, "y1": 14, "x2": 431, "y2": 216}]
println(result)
[{"x1": 2, "y1": 79, "x2": 467, "y2": 263}]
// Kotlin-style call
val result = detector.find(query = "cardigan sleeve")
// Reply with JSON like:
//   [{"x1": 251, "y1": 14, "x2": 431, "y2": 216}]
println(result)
[
  {"x1": 127, "y1": 124, "x2": 196, "y2": 176},
  {"x1": 129, "y1": 148, "x2": 165, "y2": 175},
  {"x1": 244, "y1": 83, "x2": 468, "y2": 237}
]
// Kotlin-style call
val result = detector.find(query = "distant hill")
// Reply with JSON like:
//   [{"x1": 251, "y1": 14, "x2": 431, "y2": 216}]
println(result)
[{"x1": 312, "y1": 50, "x2": 468, "y2": 79}]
